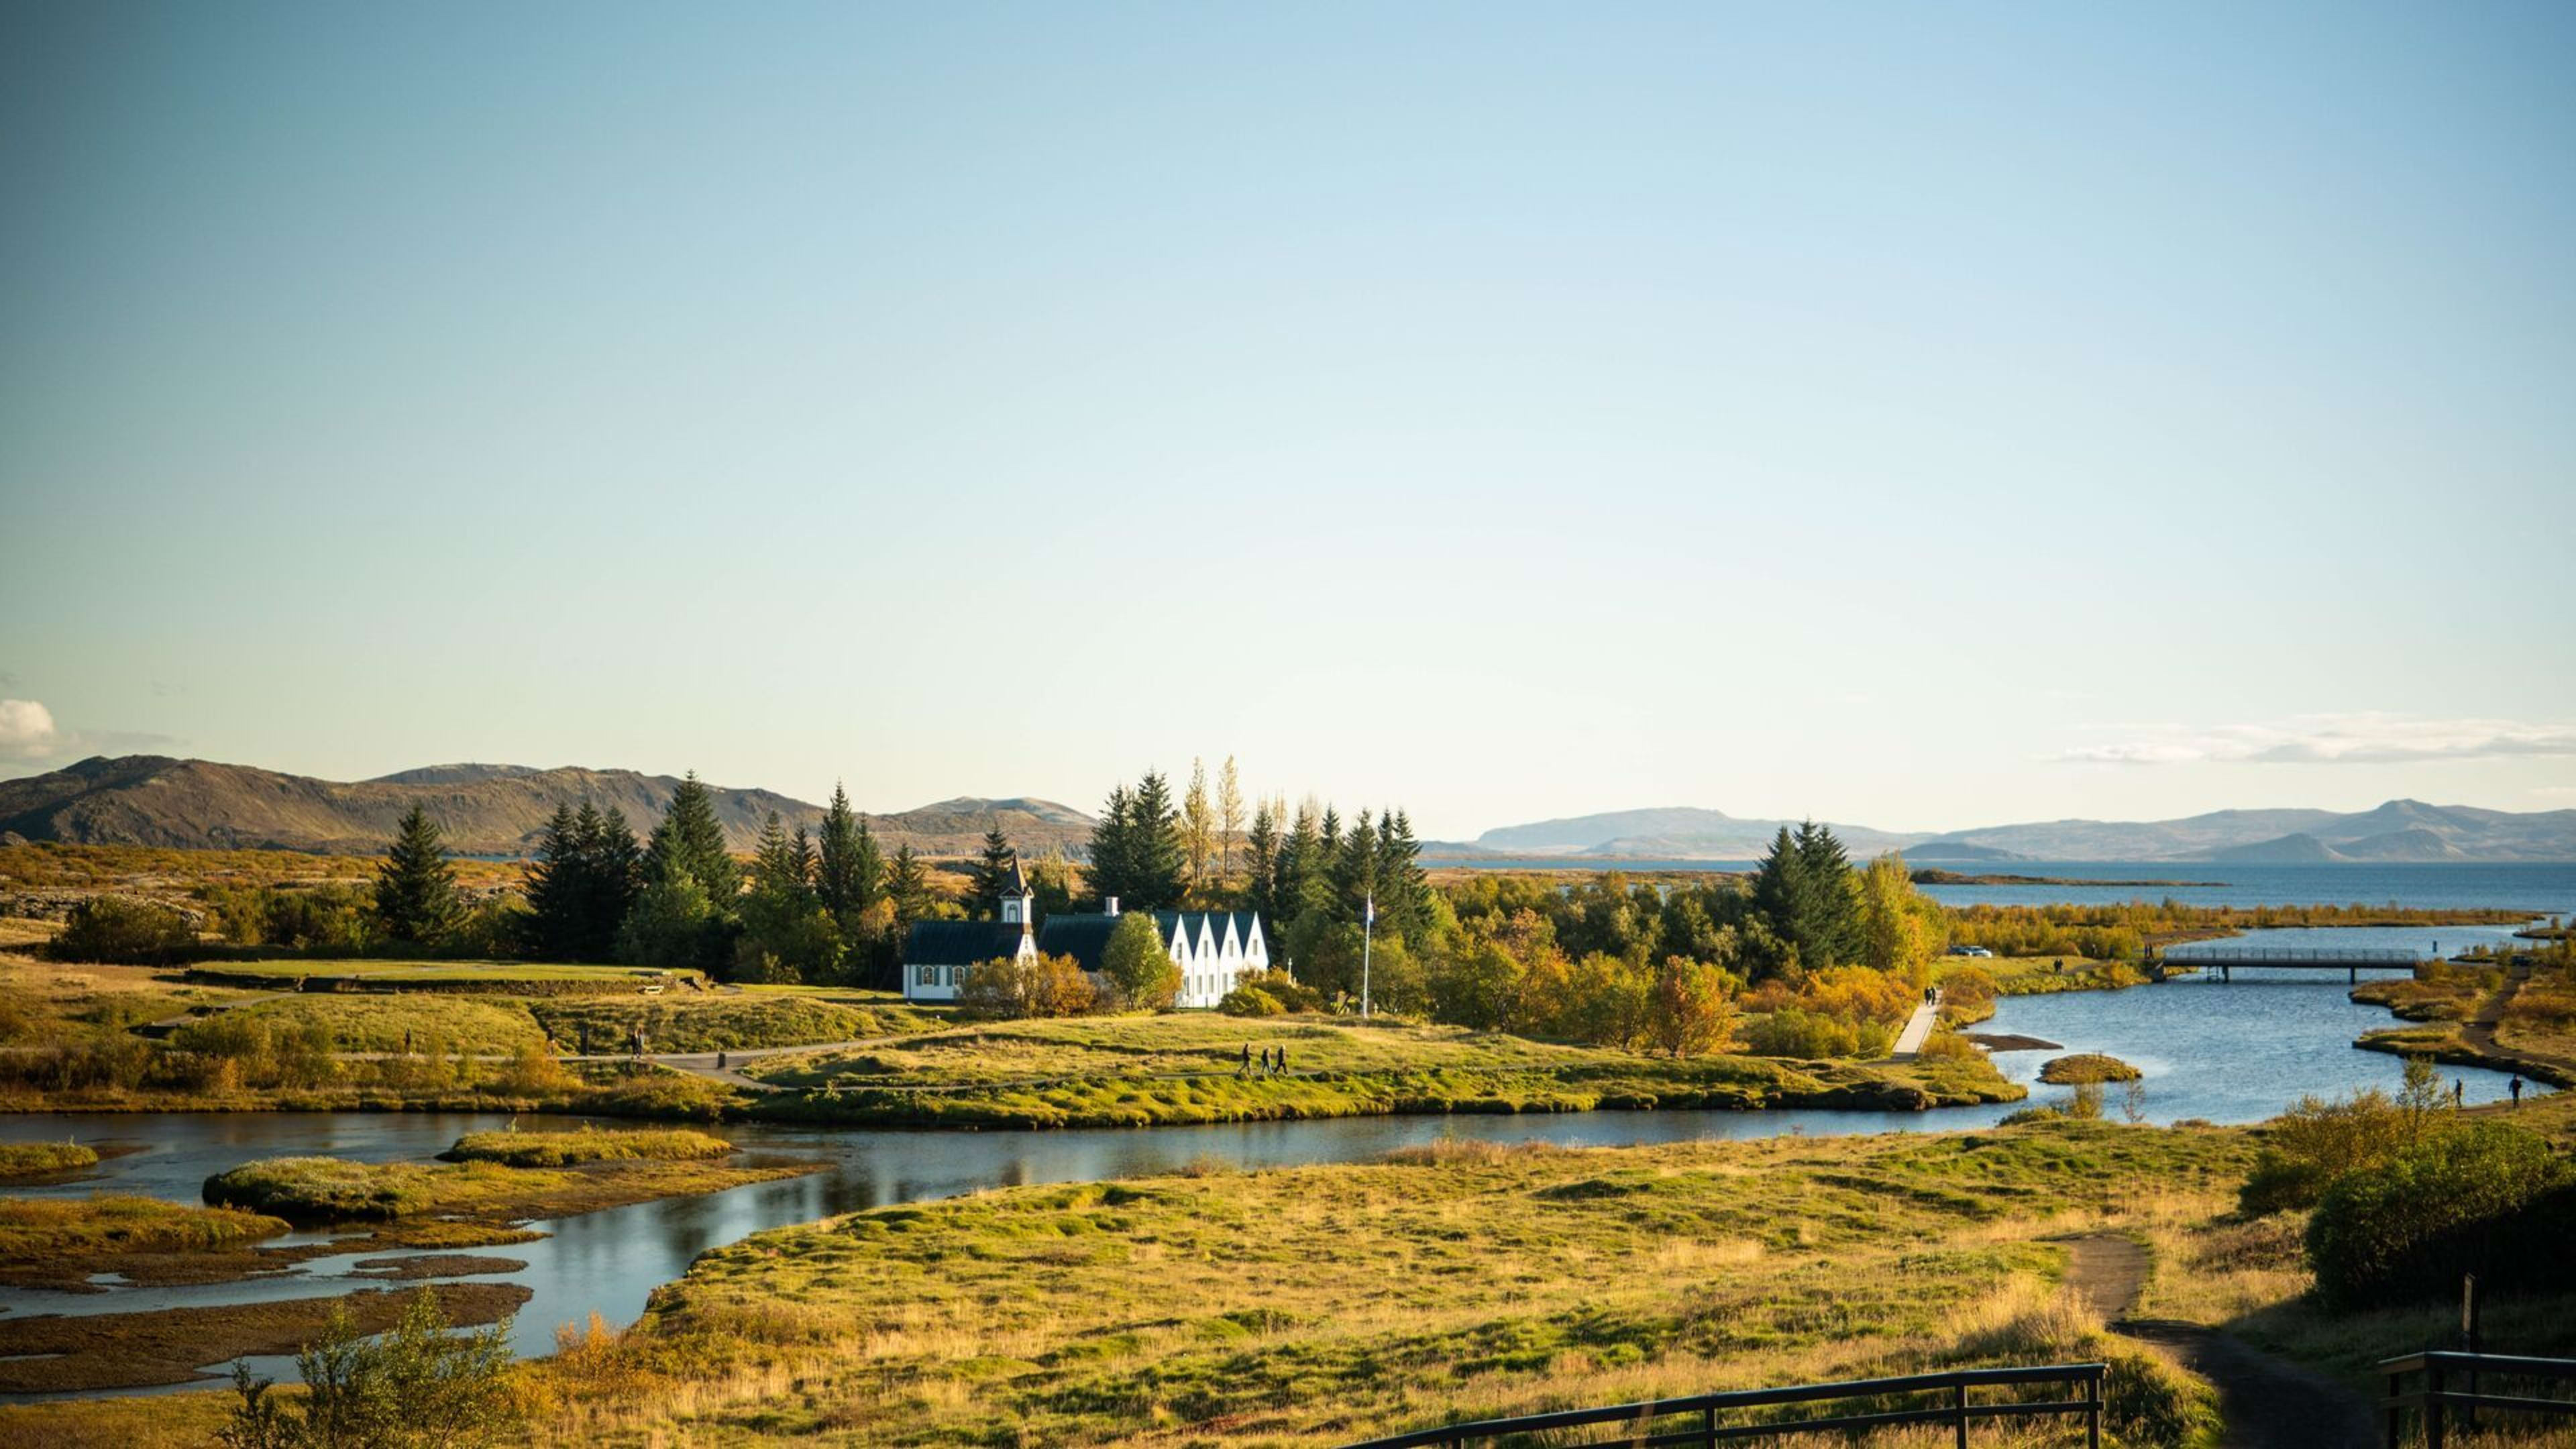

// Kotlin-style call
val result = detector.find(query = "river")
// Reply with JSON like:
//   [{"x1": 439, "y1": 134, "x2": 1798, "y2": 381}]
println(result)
[{"x1": 0, "y1": 927, "x2": 2552, "y2": 1399}]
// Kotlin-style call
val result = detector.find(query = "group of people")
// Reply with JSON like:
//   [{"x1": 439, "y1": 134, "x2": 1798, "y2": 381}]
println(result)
[{"x1": 1238, "y1": 1042, "x2": 1291, "y2": 1077}]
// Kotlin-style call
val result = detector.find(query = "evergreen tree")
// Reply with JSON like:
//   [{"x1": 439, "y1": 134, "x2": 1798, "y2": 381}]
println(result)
[
  {"x1": 373, "y1": 804, "x2": 462, "y2": 947},
  {"x1": 1792, "y1": 819, "x2": 1861, "y2": 965},
  {"x1": 746, "y1": 811, "x2": 807, "y2": 902},
  {"x1": 1244, "y1": 800, "x2": 1281, "y2": 922},
  {"x1": 524, "y1": 804, "x2": 586, "y2": 960},
  {"x1": 644, "y1": 772, "x2": 739, "y2": 904},
  {"x1": 1332, "y1": 808, "x2": 1382, "y2": 924},
  {"x1": 737, "y1": 812, "x2": 837, "y2": 983},
  {"x1": 1377, "y1": 809, "x2": 1433, "y2": 941},
  {"x1": 575, "y1": 804, "x2": 642, "y2": 961},
  {"x1": 790, "y1": 824, "x2": 818, "y2": 896},
  {"x1": 1126, "y1": 770, "x2": 1187, "y2": 909},
  {"x1": 1087, "y1": 784, "x2": 1135, "y2": 907},
  {"x1": 969, "y1": 824, "x2": 1016, "y2": 918},
  {"x1": 815, "y1": 784, "x2": 874, "y2": 923},
  {"x1": 886, "y1": 844, "x2": 933, "y2": 924}
]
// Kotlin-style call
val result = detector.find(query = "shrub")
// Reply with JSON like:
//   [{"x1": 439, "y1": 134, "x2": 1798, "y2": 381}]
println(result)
[
  {"x1": 1218, "y1": 985, "x2": 1285, "y2": 1016},
  {"x1": 2039, "y1": 1053, "x2": 2141, "y2": 1084},
  {"x1": 1100, "y1": 912, "x2": 1179, "y2": 1010},
  {"x1": 1741, "y1": 1007, "x2": 1860, "y2": 1059},
  {"x1": 49, "y1": 897, "x2": 197, "y2": 963},
  {"x1": 2305, "y1": 1122, "x2": 2573, "y2": 1308},
  {"x1": 221, "y1": 1289, "x2": 520, "y2": 1448},
  {"x1": 1231, "y1": 969, "x2": 1324, "y2": 1014},
  {"x1": 2237, "y1": 1088, "x2": 2414, "y2": 1216},
  {"x1": 0, "y1": 1141, "x2": 99, "y2": 1178},
  {"x1": 441, "y1": 1127, "x2": 730, "y2": 1167}
]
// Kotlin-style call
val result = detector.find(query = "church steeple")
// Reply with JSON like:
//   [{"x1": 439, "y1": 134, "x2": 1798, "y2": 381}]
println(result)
[{"x1": 999, "y1": 855, "x2": 1034, "y2": 930}]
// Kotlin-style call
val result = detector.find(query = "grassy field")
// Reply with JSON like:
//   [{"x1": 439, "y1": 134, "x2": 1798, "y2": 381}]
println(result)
[
  {"x1": 528, "y1": 991, "x2": 941, "y2": 1053},
  {"x1": 177, "y1": 994, "x2": 549, "y2": 1055},
  {"x1": 0, "y1": 953, "x2": 254, "y2": 1042},
  {"x1": 753, "y1": 1015, "x2": 1625, "y2": 1088},
  {"x1": 502, "y1": 1119, "x2": 2237, "y2": 1446},
  {"x1": 0, "y1": 1195, "x2": 288, "y2": 1264},
  {"x1": 183, "y1": 958, "x2": 693, "y2": 987},
  {"x1": 741, "y1": 1014, "x2": 2024, "y2": 1129}
]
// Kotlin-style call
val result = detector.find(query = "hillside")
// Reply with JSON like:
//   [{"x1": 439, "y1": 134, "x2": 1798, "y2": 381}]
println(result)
[
  {"x1": 0, "y1": 757, "x2": 1093, "y2": 858},
  {"x1": 1454, "y1": 798, "x2": 2576, "y2": 862}
]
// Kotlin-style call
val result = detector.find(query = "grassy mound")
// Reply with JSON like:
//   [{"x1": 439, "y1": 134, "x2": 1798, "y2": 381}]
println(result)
[
  {"x1": 0, "y1": 1140, "x2": 99, "y2": 1178},
  {"x1": 441, "y1": 1127, "x2": 732, "y2": 1167},
  {"x1": 527, "y1": 994, "x2": 923, "y2": 1053},
  {"x1": 203, "y1": 1156, "x2": 453, "y2": 1221},
  {"x1": 2039, "y1": 1053, "x2": 2143, "y2": 1084},
  {"x1": 0, "y1": 1194, "x2": 288, "y2": 1260},
  {"x1": 179, "y1": 995, "x2": 546, "y2": 1056}
]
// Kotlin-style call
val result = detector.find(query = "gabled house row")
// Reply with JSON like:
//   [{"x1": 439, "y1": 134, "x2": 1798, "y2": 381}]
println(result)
[{"x1": 901, "y1": 858, "x2": 1271, "y2": 1008}]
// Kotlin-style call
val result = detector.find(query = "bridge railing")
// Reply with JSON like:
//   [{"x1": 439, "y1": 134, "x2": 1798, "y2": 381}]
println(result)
[
  {"x1": 2382, "y1": 1350, "x2": 2576, "y2": 1449},
  {"x1": 2161, "y1": 947, "x2": 2422, "y2": 964},
  {"x1": 1338, "y1": 1363, "x2": 2106, "y2": 1448}
]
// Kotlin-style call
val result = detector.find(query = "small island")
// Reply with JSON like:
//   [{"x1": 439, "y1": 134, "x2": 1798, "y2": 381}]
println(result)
[{"x1": 2037, "y1": 1053, "x2": 2143, "y2": 1084}]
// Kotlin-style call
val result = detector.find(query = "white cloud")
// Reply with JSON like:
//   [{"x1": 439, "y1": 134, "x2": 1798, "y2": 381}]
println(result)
[
  {"x1": 2057, "y1": 713, "x2": 2576, "y2": 767},
  {"x1": 0, "y1": 699, "x2": 59, "y2": 760}
]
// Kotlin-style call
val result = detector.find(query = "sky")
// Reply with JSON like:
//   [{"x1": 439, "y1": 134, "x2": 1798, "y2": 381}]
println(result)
[{"x1": 2, "y1": 1, "x2": 2572, "y2": 841}]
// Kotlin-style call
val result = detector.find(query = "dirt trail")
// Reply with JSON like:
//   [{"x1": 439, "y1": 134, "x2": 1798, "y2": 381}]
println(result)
[{"x1": 2061, "y1": 1234, "x2": 2375, "y2": 1449}]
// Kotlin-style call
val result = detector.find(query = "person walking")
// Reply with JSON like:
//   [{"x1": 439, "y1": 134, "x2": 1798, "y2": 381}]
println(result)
[
  {"x1": 2453, "y1": 1079, "x2": 2465, "y2": 1108},
  {"x1": 716, "y1": 1049, "x2": 728, "y2": 1071},
  {"x1": 2509, "y1": 1075, "x2": 2524, "y2": 1108},
  {"x1": 1277, "y1": 1044, "x2": 1290, "y2": 1075},
  {"x1": 1239, "y1": 1042, "x2": 1252, "y2": 1077}
]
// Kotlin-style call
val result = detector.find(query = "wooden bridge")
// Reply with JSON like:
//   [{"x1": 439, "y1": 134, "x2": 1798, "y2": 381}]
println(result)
[{"x1": 2153, "y1": 945, "x2": 2424, "y2": 983}]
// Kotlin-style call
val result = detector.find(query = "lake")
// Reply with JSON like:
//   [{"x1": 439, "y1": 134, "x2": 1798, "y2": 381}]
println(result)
[{"x1": 0, "y1": 921, "x2": 2546, "y2": 1398}]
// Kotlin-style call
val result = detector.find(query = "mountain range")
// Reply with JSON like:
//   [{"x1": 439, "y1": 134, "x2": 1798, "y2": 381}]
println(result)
[
  {"x1": 0, "y1": 756, "x2": 1094, "y2": 858},
  {"x1": 1444, "y1": 798, "x2": 2576, "y2": 863}
]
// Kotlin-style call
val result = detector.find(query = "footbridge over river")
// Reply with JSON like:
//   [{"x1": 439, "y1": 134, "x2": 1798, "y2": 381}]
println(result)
[{"x1": 2151, "y1": 945, "x2": 2426, "y2": 983}]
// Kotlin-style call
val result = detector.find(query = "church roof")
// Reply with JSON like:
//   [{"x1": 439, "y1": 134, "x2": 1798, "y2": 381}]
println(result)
[
  {"x1": 1004, "y1": 855, "x2": 1030, "y2": 896},
  {"x1": 1153, "y1": 910, "x2": 1261, "y2": 941},
  {"x1": 1036, "y1": 914, "x2": 1122, "y2": 971},
  {"x1": 904, "y1": 920, "x2": 1027, "y2": 967}
]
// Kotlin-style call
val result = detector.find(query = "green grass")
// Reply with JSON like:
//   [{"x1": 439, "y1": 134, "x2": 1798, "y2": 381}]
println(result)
[
  {"x1": 526, "y1": 994, "x2": 932, "y2": 1053},
  {"x1": 582, "y1": 1119, "x2": 2239, "y2": 1446},
  {"x1": 0, "y1": 1194, "x2": 288, "y2": 1260},
  {"x1": 201, "y1": 1149, "x2": 819, "y2": 1225},
  {"x1": 441, "y1": 1127, "x2": 733, "y2": 1167},
  {"x1": 0, "y1": 1140, "x2": 99, "y2": 1177},
  {"x1": 741, "y1": 1014, "x2": 2024, "y2": 1129},
  {"x1": 186, "y1": 959, "x2": 696, "y2": 989},
  {"x1": 177, "y1": 994, "x2": 548, "y2": 1055}
]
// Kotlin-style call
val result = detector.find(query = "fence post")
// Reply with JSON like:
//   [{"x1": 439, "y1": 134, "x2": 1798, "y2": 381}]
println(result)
[
  {"x1": 2087, "y1": 1366, "x2": 2102, "y2": 1449},
  {"x1": 1953, "y1": 1379, "x2": 1968, "y2": 1449},
  {"x1": 2386, "y1": 1366, "x2": 2402, "y2": 1449},
  {"x1": 1701, "y1": 1405, "x2": 1715, "y2": 1449},
  {"x1": 2427, "y1": 1361, "x2": 2445, "y2": 1449}
]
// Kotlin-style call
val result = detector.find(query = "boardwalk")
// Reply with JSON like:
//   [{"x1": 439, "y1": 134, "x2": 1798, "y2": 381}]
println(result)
[{"x1": 1889, "y1": 989, "x2": 1940, "y2": 1059}]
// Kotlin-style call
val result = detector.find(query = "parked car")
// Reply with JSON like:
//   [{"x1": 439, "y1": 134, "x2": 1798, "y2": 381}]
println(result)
[{"x1": 1945, "y1": 945, "x2": 1994, "y2": 958}]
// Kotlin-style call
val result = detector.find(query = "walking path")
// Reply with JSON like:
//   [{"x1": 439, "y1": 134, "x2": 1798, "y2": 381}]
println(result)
[
  {"x1": 1888, "y1": 989, "x2": 1940, "y2": 1059},
  {"x1": 2061, "y1": 1234, "x2": 2374, "y2": 1449}
]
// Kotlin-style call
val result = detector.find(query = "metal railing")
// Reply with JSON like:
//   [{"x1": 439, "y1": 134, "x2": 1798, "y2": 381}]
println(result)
[
  {"x1": 2381, "y1": 1350, "x2": 2576, "y2": 1449},
  {"x1": 1341, "y1": 1364, "x2": 2106, "y2": 1448},
  {"x1": 2161, "y1": 947, "x2": 2422, "y2": 964}
]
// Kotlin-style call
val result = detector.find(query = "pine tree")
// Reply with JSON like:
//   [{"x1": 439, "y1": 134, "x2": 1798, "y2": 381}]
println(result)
[
  {"x1": 374, "y1": 804, "x2": 462, "y2": 947},
  {"x1": 1792, "y1": 819, "x2": 1860, "y2": 966},
  {"x1": 790, "y1": 825, "x2": 818, "y2": 897},
  {"x1": 1182, "y1": 758, "x2": 1214, "y2": 886},
  {"x1": 970, "y1": 824, "x2": 1016, "y2": 918},
  {"x1": 1087, "y1": 784, "x2": 1135, "y2": 908},
  {"x1": 1127, "y1": 770, "x2": 1186, "y2": 910},
  {"x1": 1244, "y1": 800, "x2": 1280, "y2": 921},
  {"x1": 1332, "y1": 809, "x2": 1382, "y2": 924},
  {"x1": 747, "y1": 811, "x2": 804, "y2": 901},
  {"x1": 524, "y1": 804, "x2": 586, "y2": 960},
  {"x1": 1217, "y1": 757, "x2": 1245, "y2": 883},
  {"x1": 576, "y1": 804, "x2": 642, "y2": 961},
  {"x1": 645, "y1": 772, "x2": 739, "y2": 904},
  {"x1": 886, "y1": 844, "x2": 933, "y2": 924},
  {"x1": 1378, "y1": 809, "x2": 1432, "y2": 941}
]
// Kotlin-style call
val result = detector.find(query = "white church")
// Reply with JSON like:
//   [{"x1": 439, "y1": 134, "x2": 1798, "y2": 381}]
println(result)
[{"x1": 902, "y1": 858, "x2": 1271, "y2": 1008}]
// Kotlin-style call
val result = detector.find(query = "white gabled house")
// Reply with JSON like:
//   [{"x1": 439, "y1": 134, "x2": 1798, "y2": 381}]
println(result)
[{"x1": 901, "y1": 857, "x2": 1271, "y2": 1007}]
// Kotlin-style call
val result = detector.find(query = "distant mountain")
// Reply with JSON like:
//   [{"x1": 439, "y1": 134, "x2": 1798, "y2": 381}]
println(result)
[
  {"x1": 0, "y1": 756, "x2": 1094, "y2": 858},
  {"x1": 1451, "y1": 798, "x2": 2576, "y2": 862},
  {"x1": 1471, "y1": 807, "x2": 1927, "y2": 861}
]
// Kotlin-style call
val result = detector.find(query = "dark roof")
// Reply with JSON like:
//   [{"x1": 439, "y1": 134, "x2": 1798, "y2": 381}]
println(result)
[
  {"x1": 1004, "y1": 856, "x2": 1030, "y2": 896},
  {"x1": 1036, "y1": 914, "x2": 1122, "y2": 972},
  {"x1": 904, "y1": 920, "x2": 1027, "y2": 966}
]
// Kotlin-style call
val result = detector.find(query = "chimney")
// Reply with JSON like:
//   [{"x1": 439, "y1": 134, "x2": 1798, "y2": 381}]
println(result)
[{"x1": 1105, "y1": 896, "x2": 1120, "y2": 917}]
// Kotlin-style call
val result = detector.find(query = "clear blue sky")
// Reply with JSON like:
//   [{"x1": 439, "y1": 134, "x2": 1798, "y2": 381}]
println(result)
[{"x1": 3, "y1": 1, "x2": 2571, "y2": 839}]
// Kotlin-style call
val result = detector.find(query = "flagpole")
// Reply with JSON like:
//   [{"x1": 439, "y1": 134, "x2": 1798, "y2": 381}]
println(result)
[{"x1": 1361, "y1": 891, "x2": 1375, "y2": 1020}]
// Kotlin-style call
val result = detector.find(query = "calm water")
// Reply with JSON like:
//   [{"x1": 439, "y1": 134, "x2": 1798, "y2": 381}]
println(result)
[
  {"x1": 1439, "y1": 859, "x2": 2576, "y2": 914},
  {"x1": 2, "y1": 922, "x2": 2549, "y2": 1398}
]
